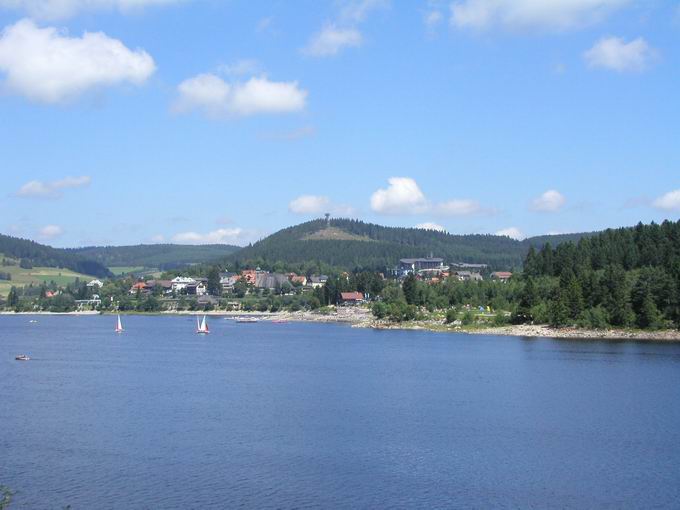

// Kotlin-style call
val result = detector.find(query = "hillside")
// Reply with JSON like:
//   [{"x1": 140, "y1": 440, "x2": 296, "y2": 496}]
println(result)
[
  {"x1": 68, "y1": 244, "x2": 240, "y2": 271},
  {"x1": 227, "y1": 219, "x2": 591, "y2": 272},
  {"x1": 0, "y1": 258, "x2": 94, "y2": 297},
  {"x1": 0, "y1": 233, "x2": 111, "y2": 278}
]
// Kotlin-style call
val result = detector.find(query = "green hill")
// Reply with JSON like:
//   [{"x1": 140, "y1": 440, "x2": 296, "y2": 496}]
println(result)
[
  {"x1": 68, "y1": 243, "x2": 240, "y2": 271},
  {"x1": 0, "y1": 233, "x2": 111, "y2": 278},
  {"x1": 227, "y1": 218, "x2": 591, "y2": 272}
]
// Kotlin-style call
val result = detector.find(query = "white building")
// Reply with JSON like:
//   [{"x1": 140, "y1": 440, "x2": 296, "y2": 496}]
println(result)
[
  {"x1": 171, "y1": 276, "x2": 196, "y2": 293},
  {"x1": 86, "y1": 279, "x2": 103, "y2": 288}
]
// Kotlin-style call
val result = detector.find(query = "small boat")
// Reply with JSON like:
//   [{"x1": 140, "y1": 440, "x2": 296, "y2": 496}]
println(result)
[
  {"x1": 29, "y1": 320, "x2": 38, "y2": 324},
  {"x1": 272, "y1": 319, "x2": 288, "y2": 324},
  {"x1": 15, "y1": 354, "x2": 30, "y2": 361},
  {"x1": 115, "y1": 314, "x2": 124, "y2": 333},
  {"x1": 196, "y1": 315, "x2": 210, "y2": 334},
  {"x1": 236, "y1": 317, "x2": 259, "y2": 323}
]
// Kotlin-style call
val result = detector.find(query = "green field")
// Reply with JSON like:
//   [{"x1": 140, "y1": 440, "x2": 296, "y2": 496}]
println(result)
[
  {"x1": 0, "y1": 258, "x2": 94, "y2": 297},
  {"x1": 108, "y1": 266, "x2": 147, "y2": 276}
]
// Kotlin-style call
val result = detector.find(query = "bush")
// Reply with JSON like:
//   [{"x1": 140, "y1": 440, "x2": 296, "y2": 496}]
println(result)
[
  {"x1": 578, "y1": 307, "x2": 609, "y2": 329},
  {"x1": 492, "y1": 313, "x2": 510, "y2": 326},
  {"x1": 445, "y1": 308, "x2": 458, "y2": 324},
  {"x1": 461, "y1": 310, "x2": 475, "y2": 326}
]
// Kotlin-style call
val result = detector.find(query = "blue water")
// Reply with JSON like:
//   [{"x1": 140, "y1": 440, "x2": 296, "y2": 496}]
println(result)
[{"x1": 1, "y1": 315, "x2": 680, "y2": 509}]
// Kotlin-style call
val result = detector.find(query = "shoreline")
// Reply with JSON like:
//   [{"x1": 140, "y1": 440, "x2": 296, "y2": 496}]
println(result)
[{"x1": 2, "y1": 309, "x2": 679, "y2": 342}]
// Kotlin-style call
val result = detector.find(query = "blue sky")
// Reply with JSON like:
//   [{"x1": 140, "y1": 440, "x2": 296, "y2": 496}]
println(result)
[{"x1": 0, "y1": 0, "x2": 679, "y2": 247}]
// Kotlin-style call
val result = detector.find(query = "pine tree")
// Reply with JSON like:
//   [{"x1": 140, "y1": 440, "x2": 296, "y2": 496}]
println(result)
[{"x1": 402, "y1": 274, "x2": 418, "y2": 305}]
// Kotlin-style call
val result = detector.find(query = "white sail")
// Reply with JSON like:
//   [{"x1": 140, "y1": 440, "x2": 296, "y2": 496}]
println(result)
[
  {"x1": 201, "y1": 315, "x2": 207, "y2": 331},
  {"x1": 116, "y1": 314, "x2": 123, "y2": 332}
]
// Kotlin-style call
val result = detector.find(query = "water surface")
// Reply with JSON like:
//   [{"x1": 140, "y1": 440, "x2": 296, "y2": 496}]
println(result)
[{"x1": 2, "y1": 315, "x2": 680, "y2": 509}]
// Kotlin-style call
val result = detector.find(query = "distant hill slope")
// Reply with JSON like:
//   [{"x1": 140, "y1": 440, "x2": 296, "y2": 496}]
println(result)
[
  {"x1": 0, "y1": 233, "x2": 112, "y2": 278},
  {"x1": 227, "y1": 219, "x2": 593, "y2": 271},
  {"x1": 68, "y1": 244, "x2": 241, "y2": 270}
]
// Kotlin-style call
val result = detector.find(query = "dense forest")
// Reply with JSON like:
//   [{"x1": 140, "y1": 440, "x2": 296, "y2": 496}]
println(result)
[
  {"x1": 515, "y1": 220, "x2": 680, "y2": 328},
  {"x1": 68, "y1": 244, "x2": 240, "y2": 270},
  {"x1": 0, "y1": 233, "x2": 111, "y2": 278},
  {"x1": 227, "y1": 218, "x2": 588, "y2": 272}
]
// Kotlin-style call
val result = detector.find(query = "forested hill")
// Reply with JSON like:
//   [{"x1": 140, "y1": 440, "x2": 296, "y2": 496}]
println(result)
[
  {"x1": 227, "y1": 219, "x2": 589, "y2": 272},
  {"x1": 0, "y1": 233, "x2": 112, "y2": 278},
  {"x1": 68, "y1": 244, "x2": 240, "y2": 270},
  {"x1": 517, "y1": 220, "x2": 680, "y2": 328}
]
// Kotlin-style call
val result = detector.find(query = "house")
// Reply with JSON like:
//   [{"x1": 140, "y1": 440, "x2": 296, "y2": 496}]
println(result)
[
  {"x1": 309, "y1": 275, "x2": 328, "y2": 288},
  {"x1": 398, "y1": 258, "x2": 448, "y2": 277},
  {"x1": 86, "y1": 279, "x2": 103, "y2": 288},
  {"x1": 255, "y1": 272, "x2": 290, "y2": 290},
  {"x1": 185, "y1": 281, "x2": 207, "y2": 296},
  {"x1": 455, "y1": 271, "x2": 483, "y2": 282},
  {"x1": 171, "y1": 276, "x2": 196, "y2": 293},
  {"x1": 491, "y1": 271, "x2": 513, "y2": 282},
  {"x1": 129, "y1": 281, "x2": 150, "y2": 295},
  {"x1": 340, "y1": 291, "x2": 364, "y2": 305},
  {"x1": 288, "y1": 273, "x2": 307, "y2": 286},
  {"x1": 220, "y1": 273, "x2": 240, "y2": 292},
  {"x1": 147, "y1": 279, "x2": 173, "y2": 295},
  {"x1": 240, "y1": 270, "x2": 258, "y2": 285}
]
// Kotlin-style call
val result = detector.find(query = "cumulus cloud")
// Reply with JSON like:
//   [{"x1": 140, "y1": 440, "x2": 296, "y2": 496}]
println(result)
[
  {"x1": 435, "y1": 199, "x2": 483, "y2": 216},
  {"x1": 0, "y1": 19, "x2": 155, "y2": 104},
  {"x1": 531, "y1": 189, "x2": 566, "y2": 212},
  {"x1": 652, "y1": 189, "x2": 680, "y2": 211},
  {"x1": 416, "y1": 222, "x2": 446, "y2": 232},
  {"x1": 303, "y1": 0, "x2": 387, "y2": 57},
  {"x1": 289, "y1": 195, "x2": 331, "y2": 214},
  {"x1": 171, "y1": 228, "x2": 251, "y2": 245},
  {"x1": 288, "y1": 194, "x2": 356, "y2": 216},
  {"x1": 370, "y1": 177, "x2": 429, "y2": 215},
  {"x1": 0, "y1": 0, "x2": 183, "y2": 20},
  {"x1": 370, "y1": 177, "x2": 487, "y2": 216},
  {"x1": 584, "y1": 36, "x2": 657, "y2": 72},
  {"x1": 339, "y1": 0, "x2": 389, "y2": 23},
  {"x1": 450, "y1": 0, "x2": 630, "y2": 31},
  {"x1": 173, "y1": 73, "x2": 307, "y2": 118},
  {"x1": 302, "y1": 25, "x2": 363, "y2": 57},
  {"x1": 150, "y1": 234, "x2": 165, "y2": 243},
  {"x1": 38, "y1": 224, "x2": 63, "y2": 239},
  {"x1": 15, "y1": 175, "x2": 91, "y2": 198},
  {"x1": 218, "y1": 59, "x2": 261, "y2": 76},
  {"x1": 495, "y1": 226, "x2": 525, "y2": 240}
]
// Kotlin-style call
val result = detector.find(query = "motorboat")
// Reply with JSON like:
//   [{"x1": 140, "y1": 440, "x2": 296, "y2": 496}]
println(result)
[
  {"x1": 236, "y1": 317, "x2": 259, "y2": 323},
  {"x1": 15, "y1": 354, "x2": 30, "y2": 361}
]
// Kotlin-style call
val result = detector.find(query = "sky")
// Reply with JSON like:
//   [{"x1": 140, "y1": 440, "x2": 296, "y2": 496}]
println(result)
[{"x1": 0, "y1": 0, "x2": 679, "y2": 248}]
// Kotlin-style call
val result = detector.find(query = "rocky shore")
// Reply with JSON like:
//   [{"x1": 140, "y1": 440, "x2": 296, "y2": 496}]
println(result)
[{"x1": 3, "y1": 308, "x2": 679, "y2": 341}]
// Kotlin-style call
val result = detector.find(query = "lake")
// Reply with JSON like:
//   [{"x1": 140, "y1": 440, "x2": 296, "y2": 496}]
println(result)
[{"x1": 1, "y1": 315, "x2": 680, "y2": 509}]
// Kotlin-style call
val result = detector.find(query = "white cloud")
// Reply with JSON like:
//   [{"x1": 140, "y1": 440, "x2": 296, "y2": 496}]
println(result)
[
  {"x1": 0, "y1": 0, "x2": 182, "y2": 20},
  {"x1": 172, "y1": 228, "x2": 248, "y2": 245},
  {"x1": 289, "y1": 195, "x2": 330, "y2": 214},
  {"x1": 38, "y1": 224, "x2": 63, "y2": 239},
  {"x1": 288, "y1": 194, "x2": 356, "y2": 216},
  {"x1": 436, "y1": 199, "x2": 483, "y2": 216},
  {"x1": 218, "y1": 59, "x2": 261, "y2": 76},
  {"x1": 450, "y1": 0, "x2": 630, "y2": 31},
  {"x1": 340, "y1": 0, "x2": 389, "y2": 23},
  {"x1": 584, "y1": 36, "x2": 657, "y2": 72},
  {"x1": 150, "y1": 234, "x2": 165, "y2": 243},
  {"x1": 531, "y1": 189, "x2": 566, "y2": 212},
  {"x1": 370, "y1": 177, "x2": 488, "y2": 217},
  {"x1": 424, "y1": 9, "x2": 444, "y2": 28},
  {"x1": 16, "y1": 175, "x2": 91, "y2": 198},
  {"x1": 0, "y1": 19, "x2": 155, "y2": 104},
  {"x1": 416, "y1": 222, "x2": 446, "y2": 232},
  {"x1": 370, "y1": 177, "x2": 429, "y2": 215},
  {"x1": 173, "y1": 74, "x2": 307, "y2": 118},
  {"x1": 652, "y1": 189, "x2": 680, "y2": 211},
  {"x1": 302, "y1": 25, "x2": 363, "y2": 57},
  {"x1": 495, "y1": 227, "x2": 525, "y2": 240}
]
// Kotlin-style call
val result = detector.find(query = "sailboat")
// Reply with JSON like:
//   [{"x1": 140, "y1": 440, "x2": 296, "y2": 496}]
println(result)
[
  {"x1": 196, "y1": 315, "x2": 210, "y2": 334},
  {"x1": 115, "y1": 314, "x2": 124, "y2": 333}
]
